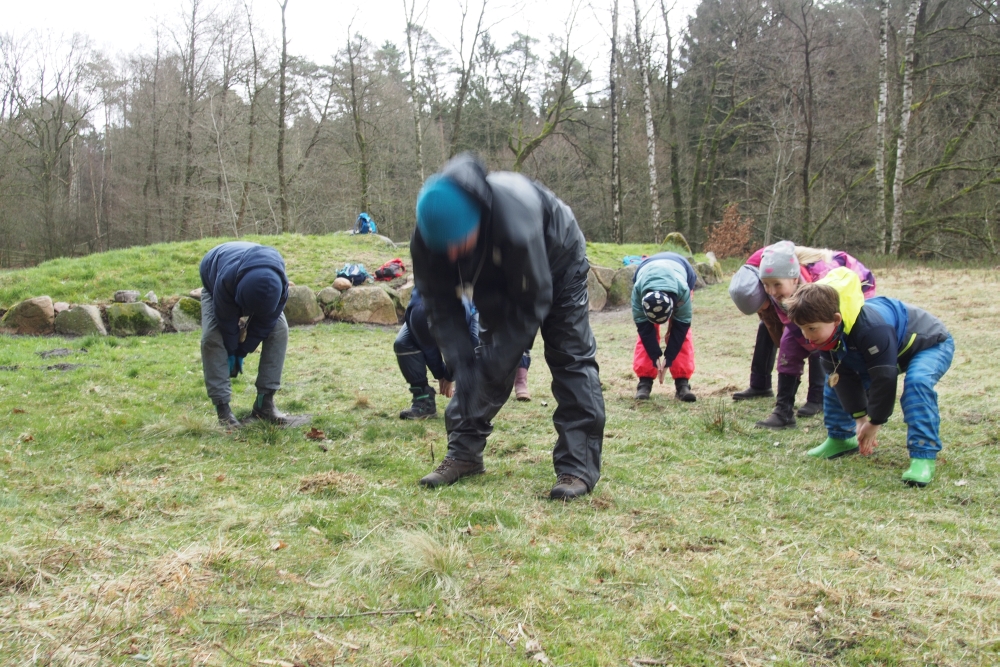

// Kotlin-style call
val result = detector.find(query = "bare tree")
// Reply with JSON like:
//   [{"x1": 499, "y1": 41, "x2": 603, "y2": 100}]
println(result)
[
  {"x1": 890, "y1": 0, "x2": 925, "y2": 256},
  {"x1": 633, "y1": 0, "x2": 660, "y2": 242},
  {"x1": 875, "y1": 0, "x2": 889, "y2": 253},
  {"x1": 610, "y1": 0, "x2": 622, "y2": 243},
  {"x1": 277, "y1": 0, "x2": 291, "y2": 232},
  {"x1": 403, "y1": 0, "x2": 428, "y2": 181},
  {"x1": 659, "y1": 0, "x2": 683, "y2": 232},
  {"x1": 448, "y1": 0, "x2": 487, "y2": 157}
]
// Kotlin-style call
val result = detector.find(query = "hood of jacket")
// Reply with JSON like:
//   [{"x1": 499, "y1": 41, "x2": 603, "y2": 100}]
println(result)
[
  {"x1": 440, "y1": 153, "x2": 493, "y2": 212},
  {"x1": 817, "y1": 267, "x2": 865, "y2": 334}
]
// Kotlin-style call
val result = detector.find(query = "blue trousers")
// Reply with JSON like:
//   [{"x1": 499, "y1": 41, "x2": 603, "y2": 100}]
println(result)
[{"x1": 824, "y1": 336, "x2": 954, "y2": 459}]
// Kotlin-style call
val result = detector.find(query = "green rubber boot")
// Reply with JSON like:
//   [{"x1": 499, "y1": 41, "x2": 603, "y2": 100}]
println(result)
[
  {"x1": 902, "y1": 459, "x2": 935, "y2": 487},
  {"x1": 807, "y1": 436, "x2": 859, "y2": 459}
]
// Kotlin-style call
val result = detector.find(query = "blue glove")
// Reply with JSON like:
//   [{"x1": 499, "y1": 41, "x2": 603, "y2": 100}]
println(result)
[{"x1": 228, "y1": 355, "x2": 244, "y2": 378}]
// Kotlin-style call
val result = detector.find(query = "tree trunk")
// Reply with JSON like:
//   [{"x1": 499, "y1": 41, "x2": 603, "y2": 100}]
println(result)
[
  {"x1": 347, "y1": 38, "x2": 371, "y2": 213},
  {"x1": 448, "y1": 0, "x2": 487, "y2": 158},
  {"x1": 610, "y1": 0, "x2": 623, "y2": 244},
  {"x1": 660, "y1": 0, "x2": 684, "y2": 232},
  {"x1": 633, "y1": 0, "x2": 660, "y2": 242},
  {"x1": 277, "y1": 0, "x2": 290, "y2": 233},
  {"x1": 875, "y1": 0, "x2": 889, "y2": 253},
  {"x1": 890, "y1": 0, "x2": 924, "y2": 256},
  {"x1": 180, "y1": 0, "x2": 200, "y2": 239},
  {"x1": 403, "y1": 0, "x2": 426, "y2": 182}
]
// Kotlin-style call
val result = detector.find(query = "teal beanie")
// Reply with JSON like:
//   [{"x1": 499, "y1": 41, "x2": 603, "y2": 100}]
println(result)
[{"x1": 415, "y1": 175, "x2": 481, "y2": 252}]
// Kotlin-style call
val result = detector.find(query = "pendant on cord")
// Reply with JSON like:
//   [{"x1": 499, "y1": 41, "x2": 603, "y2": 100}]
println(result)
[
  {"x1": 828, "y1": 372, "x2": 839, "y2": 388},
  {"x1": 455, "y1": 283, "x2": 474, "y2": 301}
]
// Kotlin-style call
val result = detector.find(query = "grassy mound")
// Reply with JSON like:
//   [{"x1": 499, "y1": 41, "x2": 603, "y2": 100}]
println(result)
[{"x1": 0, "y1": 235, "x2": 706, "y2": 307}]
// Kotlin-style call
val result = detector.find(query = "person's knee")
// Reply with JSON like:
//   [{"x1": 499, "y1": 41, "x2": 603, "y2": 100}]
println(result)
[{"x1": 903, "y1": 377, "x2": 936, "y2": 398}]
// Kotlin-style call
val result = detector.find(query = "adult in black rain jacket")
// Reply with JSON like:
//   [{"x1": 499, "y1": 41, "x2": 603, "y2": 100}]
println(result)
[
  {"x1": 199, "y1": 242, "x2": 290, "y2": 427},
  {"x1": 411, "y1": 153, "x2": 605, "y2": 500}
]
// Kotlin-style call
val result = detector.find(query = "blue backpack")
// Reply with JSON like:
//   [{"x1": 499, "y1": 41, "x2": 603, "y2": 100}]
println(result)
[
  {"x1": 336, "y1": 263, "x2": 371, "y2": 286},
  {"x1": 622, "y1": 255, "x2": 647, "y2": 266},
  {"x1": 355, "y1": 213, "x2": 377, "y2": 235}
]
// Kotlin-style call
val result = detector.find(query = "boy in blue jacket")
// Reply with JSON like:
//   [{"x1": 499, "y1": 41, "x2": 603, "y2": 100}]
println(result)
[
  {"x1": 785, "y1": 268, "x2": 954, "y2": 486},
  {"x1": 395, "y1": 288, "x2": 479, "y2": 419},
  {"x1": 199, "y1": 242, "x2": 290, "y2": 428}
]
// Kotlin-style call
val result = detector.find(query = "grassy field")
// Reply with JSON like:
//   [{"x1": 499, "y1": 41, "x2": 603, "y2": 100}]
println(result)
[{"x1": 0, "y1": 256, "x2": 998, "y2": 665}]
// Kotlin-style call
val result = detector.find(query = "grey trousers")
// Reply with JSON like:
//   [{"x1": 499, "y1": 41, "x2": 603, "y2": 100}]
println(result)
[
  {"x1": 200, "y1": 291, "x2": 288, "y2": 406},
  {"x1": 444, "y1": 267, "x2": 606, "y2": 490}
]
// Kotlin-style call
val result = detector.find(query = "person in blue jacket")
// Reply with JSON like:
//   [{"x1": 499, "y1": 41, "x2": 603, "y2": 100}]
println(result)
[
  {"x1": 786, "y1": 268, "x2": 954, "y2": 486},
  {"x1": 199, "y1": 242, "x2": 290, "y2": 428},
  {"x1": 395, "y1": 287, "x2": 479, "y2": 419}
]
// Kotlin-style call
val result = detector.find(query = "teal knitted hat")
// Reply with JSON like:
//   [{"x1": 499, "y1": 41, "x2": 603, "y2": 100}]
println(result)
[{"x1": 415, "y1": 175, "x2": 481, "y2": 252}]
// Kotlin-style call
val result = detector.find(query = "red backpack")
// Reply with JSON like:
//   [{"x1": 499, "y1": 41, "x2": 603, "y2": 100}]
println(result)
[{"x1": 374, "y1": 258, "x2": 406, "y2": 281}]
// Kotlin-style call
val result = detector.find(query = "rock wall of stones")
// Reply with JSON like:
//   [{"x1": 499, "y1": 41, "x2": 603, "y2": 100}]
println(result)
[{"x1": 0, "y1": 243, "x2": 725, "y2": 337}]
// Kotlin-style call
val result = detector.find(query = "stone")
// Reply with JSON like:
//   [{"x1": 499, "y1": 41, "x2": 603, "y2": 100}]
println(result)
[
  {"x1": 694, "y1": 261, "x2": 723, "y2": 286},
  {"x1": 379, "y1": 284, "x2": 405, "y2": 321},
  {"x1": 283, "y1": 285, "x2": 324, "y2": 325},
  {"x1": 590, "y1": 265, "x2": 616, "y2": 291},
  {"x1": 662, "y1": 232, "x2": 693, "y2": 255},
  {"x1": 114, "y1": 290, "x2": 140, "y2": 303},
  {"x1": 316, "y1": 287, "x2": 342, "y2": 317},
  {"x1": 1, "y1": 296, "x2": 55, "y2": 335},
  {"x1": 171, "y1": 297, "x2": 202, "y2": 332},
  {"x1": 338, "y1": 285, "x2": 399, "y2": 325},
  {"x1": 55, "y1": 305, "x2": 107, "y2": 337},
  {"x1": 53, "y1": 301, "x2": 70, "y2": 314},
  {"x1": 587, "y1": 270, "x2": 607, "y2": 312},
  {"x1": 144, "y1": 291, "x2": 158, "y2": 304},
  {"x1": 333, "y1": 277, "x2": 353, "y2": 292},
  {"x1": 106, "y1": 302, "x2": 164, "y2": 336},
  {"x1": 606, "y1": 267, "x2": 636, "y2": 308},
  {"x1": 397, "y1": 281, "x2": 415, "y2": 309},
  {"x1": 189, "y1": 287, "x2": 203, "y2": 299}
]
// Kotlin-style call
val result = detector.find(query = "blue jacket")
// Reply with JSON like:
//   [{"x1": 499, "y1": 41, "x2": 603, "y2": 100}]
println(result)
[
  {"x1": 405, "y1": 288, "x2": 479, "y2": 381},
  {"x1": 200, "y1": 242, "x2": 289, "y2": 357}
]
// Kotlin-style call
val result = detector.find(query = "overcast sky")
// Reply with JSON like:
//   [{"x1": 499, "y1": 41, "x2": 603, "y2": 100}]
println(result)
[{"x1": 8, "y1": 0, "x2": 698, "y2": 85}]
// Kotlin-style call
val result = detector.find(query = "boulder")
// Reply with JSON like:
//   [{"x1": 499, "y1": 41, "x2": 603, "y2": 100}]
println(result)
[
  {"x1": 189, "y1": 287, "x2": 203, "y2": 299},
  {"x1": 284, "y1": 285, "x2": 324, "y2": 325},
  {"x1": 107, "y1": 302, "x2": 164, "y2": 336},
  {"x1": 114, "y1": 290, "x2": 140, "y2": 303},
  {"x1": 338, "y1": 286, "x2": 399, "y2": 325},
  {"x1": 662, "y1": 232, "x2": 693, "y2": 255},
  {"x1": 379, "y1": 284, "x2": 405, "y2": 321},
  {"x1": 693, "y1": 261, "x2": 723, "y2": 286},
  {"x1": 333, "y1": 277, "x2": 353, "y2": 292},
  {"x1": 55, "y1": 305, "x2": 107, "y2": 336},
  {"x1": 53, "y1": 301, "x2": 70, "y2": 314},
  {"x1": 397, "y1": 281, "x2": 415, "y2": 309},
  {"x1": 316, "y1": 287, "x2": 342, "y2": 317},
  {"x1": 590, "y1": 265, "x2": 616, "y2": 291},
  {"x1": 144, "y1": 291, "x2": 158, "y2": 304},
  {"x1": 171, "y1": 297, "x2": 202, "y2": 332},
  {"x1": 1, "y1": 296, "x2": 55, "y2": 335},
  {"x1": 587, "y1": 270, "x2": 607, "y2": 312},
  {"x1": 606, "y1": 267, "x2": 636, "y2": 308}
]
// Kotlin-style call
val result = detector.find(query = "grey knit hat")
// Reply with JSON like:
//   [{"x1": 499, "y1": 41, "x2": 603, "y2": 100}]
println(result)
[
  {"x1": 728, "y1": 264, "x2": 768, "y2": 315},
  {"x1": 759, "y1": 240, "x2": 800, "y2": 279}
]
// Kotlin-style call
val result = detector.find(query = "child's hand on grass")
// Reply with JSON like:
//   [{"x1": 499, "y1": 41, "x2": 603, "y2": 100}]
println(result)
[
  {"x1": 857, "y1": 419, "x2": 880, "y2": 456},
  {"x1": 656, "y1": 357, "x2": 667, "y2": 384}
]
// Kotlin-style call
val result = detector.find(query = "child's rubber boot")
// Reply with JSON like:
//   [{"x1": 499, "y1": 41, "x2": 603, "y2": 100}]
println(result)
[
  {"x1": 514, "y1": 367, "x2": 531, "y2": 401},
  {"x1": 674, "y1": 378, "x2": 697, "y2": 402},
  {"x1": 902, "y1": 459, "x2": 935, "y2": 487},
  {"x1": 733, "y1": 385, "x2": 773, "y2": 401},
  {"x1": 755, "y1": 373, "x2": 799, "y2": 430},
  {"x1": 798, "y1": 354, "x2": 825, "y2": 417},
  {"x1": 807, "y1": 436, "x2": 859, "y2": 459},
  {"x1": 635, "y1": 377, "x2": 654, "y2": 400}
]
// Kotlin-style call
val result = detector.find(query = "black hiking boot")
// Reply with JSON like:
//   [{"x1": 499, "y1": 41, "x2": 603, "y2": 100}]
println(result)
[
  {"x1": 550, "y1": 474, "x2": 590, "y2": 500},
  {"x1": 251, "y1": 391, "x2": 290, "y2": 425},
  {"x1": 635, "y1": 377, "x2": 654, "y2": 400},
  {"x1": 418, "y1": 457, "x2": 485, "y2": 488},
  {"x1": 796, "y1": 401, "x2": 823, "y2": 417},
  {"x1": 798, "y1": 355, "x2": 825, "y2": 417},
  {"x1": 400, "y1": 385, "x2": 437, "y2": 420},
  {"x1": 755, "y1": 373, "x2": 800, "y2": 430},
  {"x1": 732, "y1": 386, "x2": 774, "y2": 401},
  {"x1": 216, "y1": 402, "x2": 241, "y2": 429},
  {"x1": 675, "y1": 378, "x2": 697, "y2": 402}
]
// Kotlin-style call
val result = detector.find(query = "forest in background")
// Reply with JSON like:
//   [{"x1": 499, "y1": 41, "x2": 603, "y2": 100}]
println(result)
[{"x1": 1, "y1": 0, "x2": 999, "y2": 266}]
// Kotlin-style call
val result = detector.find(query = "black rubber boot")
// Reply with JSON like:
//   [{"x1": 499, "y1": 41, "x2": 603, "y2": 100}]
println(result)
[
  {"x1": 635, "y1": 377, "x2": 654, "y2": 400},
  {"x1": 797, "y1": 355, "x2": 826, "y2": 417},
  {"x1": 755, "y1": 373, "x2": 799, "y2": 430},
  {"x1": 400, "y1": 385, "x2": 437, "y2": 420},
  {"x1": 733, "y1": 386, "x2": 774, "y2": 401},
  {"x1": 216, "y1": 402, "x2": 241, "y2": 429},
  {"x1": 251, "y1": 391, "x2": 290, "y2": 425},
  {"x1": 674, "y1": 378, "x2": 697, "y2": 402}
]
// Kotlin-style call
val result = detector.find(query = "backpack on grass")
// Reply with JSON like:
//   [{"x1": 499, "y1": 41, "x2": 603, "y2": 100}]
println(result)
[
  {"x1": 374, "y1": 258, "x2": 406, "y2": 281},
  {"x1": 336, "y1": 263, "x2": 370, "y2": 285}
]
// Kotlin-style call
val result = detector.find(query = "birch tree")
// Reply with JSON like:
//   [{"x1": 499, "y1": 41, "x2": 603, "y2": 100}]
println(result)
[
  {"x1": 633, "y1": 0, "x2": 660, "y2": 242},
  {"x1": 890, "y1": 0, "x2": 925, "y2": 256}
]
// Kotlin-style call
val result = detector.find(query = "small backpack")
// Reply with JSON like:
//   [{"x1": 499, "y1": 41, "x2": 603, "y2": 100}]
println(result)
[
  {"x1": 355, "y1": 213, "x2": 377, "y2": 235},
  {"x1": 374, "y1": 258, "x2": 406, "y2": 281},
  {"x1": 336, "y1": 263, "x2": 371, "y2": 286},
  {"x1": 622, "y1": 255, "x2": 647, "y2": 266}
]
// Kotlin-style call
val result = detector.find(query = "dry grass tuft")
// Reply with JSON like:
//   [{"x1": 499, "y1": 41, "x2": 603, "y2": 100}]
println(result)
[
  {"x1": 396, "y1": 530, "x2": 466, "y2": 595},
  {"x1": 299, "y1": 470, "x2": 366, "y2": 495}
]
